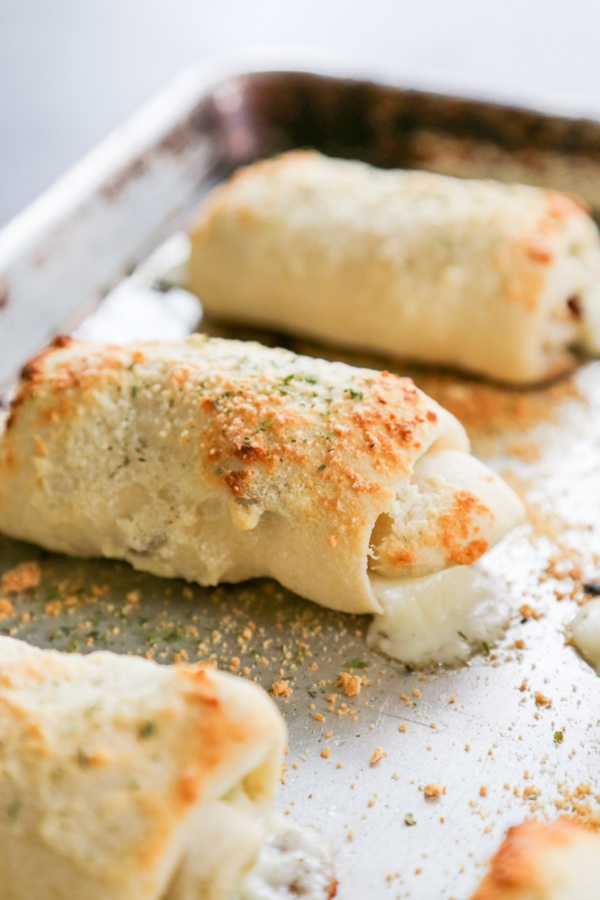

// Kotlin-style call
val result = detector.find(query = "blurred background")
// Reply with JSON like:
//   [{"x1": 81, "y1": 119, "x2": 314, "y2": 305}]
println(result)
[{"x1": 1, "y1": 0, "x2": 600, "y2": 227}]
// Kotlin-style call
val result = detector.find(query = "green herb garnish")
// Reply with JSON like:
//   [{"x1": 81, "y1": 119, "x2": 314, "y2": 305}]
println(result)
[
  {"x1": 163, "y1": 628, "x2": 187, "y2": 642},
  {"x1": 138, "y1": 722, "x2": 156, "y2": 739}
]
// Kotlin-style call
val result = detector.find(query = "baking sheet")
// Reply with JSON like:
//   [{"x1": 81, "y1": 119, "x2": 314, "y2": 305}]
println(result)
[{"x1": 2, "y1": 54, "x2": 600, "y2": 899}]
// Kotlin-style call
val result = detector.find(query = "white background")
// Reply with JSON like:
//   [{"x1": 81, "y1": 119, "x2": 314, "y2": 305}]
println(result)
[{"x1": 1, "y1": 0, "x2": 599, "y2": 225}]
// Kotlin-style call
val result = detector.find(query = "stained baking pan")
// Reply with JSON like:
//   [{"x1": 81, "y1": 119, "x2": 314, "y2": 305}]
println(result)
[{"x1": 2, "y1": 50, "x2": 600, "y2": 899}]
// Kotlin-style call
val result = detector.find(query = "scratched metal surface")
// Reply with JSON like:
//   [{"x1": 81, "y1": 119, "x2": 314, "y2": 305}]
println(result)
[{"x1": 2, "y1": 54, "x2": 600, "y2": 900}]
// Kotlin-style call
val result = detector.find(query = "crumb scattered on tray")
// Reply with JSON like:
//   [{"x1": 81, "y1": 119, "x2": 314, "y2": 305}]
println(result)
[
  {"x1": 519, "y1": 603, "x2": 543, "y2": 620},
  {"x1": 271, "y1": 679, "x2": 293, "y2": 698},
  {"x1": 0, "y1": 599, "x2": 14, "y2": 617},
  {"x1": 337, "y1": 671, "x2": 362, "y2": 696},
  {"x1": 423, "y1": 783, "x2": 446, "y2": 800},
  {"x1": 2, "y1": 561, "x2": 41, "y2": 594},
  {"x1": 370, "y1": 746, "x2": 387, "y2": 766}
]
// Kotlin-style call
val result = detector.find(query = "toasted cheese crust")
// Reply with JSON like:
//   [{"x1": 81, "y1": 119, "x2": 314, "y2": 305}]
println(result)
[
  {"x1": 471, "y1": 818, "x2": 600, "y2": 900},
  {"x1": 0, "y1": 336, "x2": 523, "y2": 613},
  {"x1": 0, "y1": 636, "x2": 285, "y2": 900},
  {"x1": 189, "y1": 151, "x2": 600, "y2": 384}
]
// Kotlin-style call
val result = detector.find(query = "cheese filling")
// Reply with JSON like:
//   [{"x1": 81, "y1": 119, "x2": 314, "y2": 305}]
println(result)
[
  {"x1": 367, "y1": 566, "x2": 509, "y2": 667},
  {"x1": 164, "y1": 788, "x2": 334, "y2": 900},
  {"x1": 364, "y1": 441, "x2": 524, "y2": 666},
  {"x1": 237, "y1": 816, "x2": 334, "y2": 900}
]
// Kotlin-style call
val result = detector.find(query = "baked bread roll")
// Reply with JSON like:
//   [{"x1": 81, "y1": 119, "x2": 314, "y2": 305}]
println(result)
[
  {"x1": 0, "y1": 635, "x2": 288, "y2": 900},
  {"x1": 471, "y1": 818, "x2": 600, "y2": 900},
  {"x1": 188, "y1": 151, "x2": 600, "y2": 384},
  {"x1": 0, "y1": 335, "x2": 524, "y2": 614}
]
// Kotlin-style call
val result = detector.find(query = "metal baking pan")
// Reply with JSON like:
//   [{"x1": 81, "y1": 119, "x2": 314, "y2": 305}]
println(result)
[{"x1": 2, "y1": 50, "x2": 600, "y2": 899}]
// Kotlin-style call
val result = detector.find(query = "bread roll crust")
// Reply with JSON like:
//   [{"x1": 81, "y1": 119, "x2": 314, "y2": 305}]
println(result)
[
  {"x1": 472, "y1": 818, "x2": 600, "y2": 900},
  {"x1": 189, "y1": 151, "x2": 600, "y2": 384},
  {"x1": 0, "y1": 636, "x2": 285, "y2": 900}
]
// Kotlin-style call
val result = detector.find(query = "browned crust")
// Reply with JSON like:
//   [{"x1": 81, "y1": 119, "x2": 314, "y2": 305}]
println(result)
[
  {"x1": 439, "y1": 491, "x2": 491, "y2": 565},
  {"x1": 7, "y1": 339, "x2": 441, "y2": 536},
  {"x1": 175, "y1": 665, "x2": 271, "y2": 792},
  {"x1": 381, "y1": 488, "x2": 492, "y2": 572},
  {"x1": 7, "y1": 335, "x2": 111, "y2": 432},
  {"x1": 471, "y1": 818, "x2": 586, "y2": 899},
  {"x1": 544, "y1": 188, "x2": 591, "y2": 218}
]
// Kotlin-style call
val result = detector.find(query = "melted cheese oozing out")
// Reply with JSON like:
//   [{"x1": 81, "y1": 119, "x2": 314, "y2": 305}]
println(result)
[
  {"x1": 571, "y1": 598, "x2": 600, "y2": 674},
  {"x1": 164, "y1": 790, "x2": 333, "y2": 900},
  {"x1": 237, "y1": 816, "x2": 334, "y2": 900},
  {"x1": 367, "y1": 566, "x2": 509, "y2": 667}
]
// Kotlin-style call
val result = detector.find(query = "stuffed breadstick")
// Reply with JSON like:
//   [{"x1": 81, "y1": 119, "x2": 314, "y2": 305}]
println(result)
[
  {"x1": 188, "y1": 151, "x2": 600, "y2": 384},
  {"x1": 0, "y1": 335, "x2": 523, "y2": 619},
  {"x1": 0, "y1": 635, "x2": 332, "y2": 900}
]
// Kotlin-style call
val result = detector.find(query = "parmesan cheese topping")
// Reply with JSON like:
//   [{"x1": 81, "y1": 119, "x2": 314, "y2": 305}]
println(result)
[
  {"x1": 0, "y1": 336, "x2": 524, "y2": 617},
  {"x1": 370, "y1": 448, "x2": 525, "y2": 578}
]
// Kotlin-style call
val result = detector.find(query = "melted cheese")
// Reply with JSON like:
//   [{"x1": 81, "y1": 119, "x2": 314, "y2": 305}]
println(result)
[
  {"x1": 571, "y1": 598, "x2": 600, "y2": 674},
  {"x1": 165, "y1": 794, "x2": 335, "y2": 900},
  {"x1": 238, "y1": 816, "x2": 334, "y2": 900},
  {"x1": 367, "y1": 566, "x2": 509, "y2": 667}
]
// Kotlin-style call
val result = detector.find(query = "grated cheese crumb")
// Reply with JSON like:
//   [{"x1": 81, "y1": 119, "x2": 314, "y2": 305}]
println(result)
[
  {"x1": 370, "y1": 746, "x2": 387, "y2": 766},
  {"x1": 423, "y1": 783, "x2": 446, "y2": 799},
  {"x1": 2, "y1": 562, "x2": 41, "y2": 594}
]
